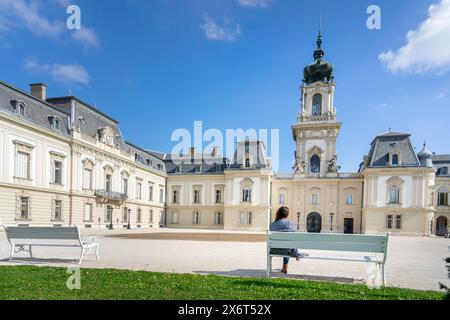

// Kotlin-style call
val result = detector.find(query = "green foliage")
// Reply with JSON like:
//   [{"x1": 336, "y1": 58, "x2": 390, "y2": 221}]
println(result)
[{"x1": 0, "y1": 266, "x2": 445, "y2": 300}]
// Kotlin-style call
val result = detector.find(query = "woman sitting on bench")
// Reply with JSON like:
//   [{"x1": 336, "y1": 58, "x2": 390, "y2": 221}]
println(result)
[{"x1": 269, "y1": 206, "x2": 303, "y2": 274}]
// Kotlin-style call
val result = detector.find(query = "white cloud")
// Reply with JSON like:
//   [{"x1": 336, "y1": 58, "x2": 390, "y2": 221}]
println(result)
[
  {"x1": 237, "y1": 0, "x2": 272, "y2": 8},
  {"x1": 71, "y1": 27, "x2": 100, "y2": 49},
  {"x1": 201, "y1": 16, "x2": 242, "y2": 42},
  {"x1": 0, "y1": 0, "x2": 64, "y2": 37},
  {"x1": 0, "y1": 0, "x2": 100, "y2": 48},
  {"x1": 24, "y1": 58, "x2": 90, "y2": 86},
  {"x1": 379, "y1": 0, "x2": 450, "y2": 74}
]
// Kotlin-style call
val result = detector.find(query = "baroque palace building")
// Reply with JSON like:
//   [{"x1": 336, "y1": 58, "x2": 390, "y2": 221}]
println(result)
[{"x1": 0, "y1": 33, "x2": 449, "y2": 236}]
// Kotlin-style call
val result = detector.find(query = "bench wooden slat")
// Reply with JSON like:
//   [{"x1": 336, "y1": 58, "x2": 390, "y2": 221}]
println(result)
[
  {"x1": 269, "y1": 239, "x2": 386, "y2": 253},
  {"x1": 5, "y1": 227, "x2": 80, "y2": 240},
  {"x1": 269, "y1": 232, "x2": 387, "y2": 244}
]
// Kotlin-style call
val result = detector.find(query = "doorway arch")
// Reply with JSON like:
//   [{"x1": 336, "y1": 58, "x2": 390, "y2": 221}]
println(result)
[
  {"x1": 436, "y1": 216, "x2": 448, "y2": 237},
  {"x1": 307, "y1": 212, "x2": 322, "y2": 233}
]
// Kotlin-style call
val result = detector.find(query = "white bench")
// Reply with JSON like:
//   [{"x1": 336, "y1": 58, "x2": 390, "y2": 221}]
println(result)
[
  {"x1": 3, "y1": 226, "x2": 99, "y2": 264},
  {"x1": 267, "y1": 232, "x2": 389, "y2": 286}
]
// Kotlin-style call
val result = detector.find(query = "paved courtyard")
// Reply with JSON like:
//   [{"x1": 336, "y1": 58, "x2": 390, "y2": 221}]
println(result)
[{"x1": 0, "y1": 229, "x2": 449, "y2": 292}]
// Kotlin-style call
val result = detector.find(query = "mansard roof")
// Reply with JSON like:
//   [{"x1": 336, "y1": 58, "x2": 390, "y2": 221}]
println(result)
[
  {"x1": 0, "y1": 80, "x2": 71, "y2": 137},
  {"x1": 366, "y1": 132, "x2": 421, "y2": 168}
]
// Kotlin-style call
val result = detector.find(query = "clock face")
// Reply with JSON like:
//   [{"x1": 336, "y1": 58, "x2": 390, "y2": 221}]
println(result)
[{"x1": 106, "y1": 135, "x2": 113, "y2": 144}]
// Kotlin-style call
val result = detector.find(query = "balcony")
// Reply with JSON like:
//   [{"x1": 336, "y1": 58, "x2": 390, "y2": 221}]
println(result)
[{"x1": 95, "y1": 190, "x2": 128, "y2": 204}]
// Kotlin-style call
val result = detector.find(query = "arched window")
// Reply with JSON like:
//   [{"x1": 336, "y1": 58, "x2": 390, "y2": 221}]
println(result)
[
  {"x1": 310, "y1": 155, "x2": 321, "y2": 173},
  {"x1": 312, "y1": 94, "x2": 322, "y2": 116}
]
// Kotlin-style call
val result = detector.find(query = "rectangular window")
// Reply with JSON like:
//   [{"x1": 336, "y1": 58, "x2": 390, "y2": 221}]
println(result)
[
  {"x1": 172, "y1": 212, "x2": 179, "y2": 224},
  {"x1": 239, "y1": 212, "x2": 253, "y2": 225},
  {"x1": 105, "y1": 174, "x2": 112, "y2": 192},
  {"x1": 279, "y1": 194, "x2": 286, "y2": 205},
  {"x1": 122, "y1": 178, "x2": 128, "y2": 195},
  {"x1": 149, "y1": 210, "x2": 154, "y2": 224},
  {"x1": 215, "y1": 212, "x2": 222, "y2": 225},
  {"x1": 192, "y1": 212, "x2": 200, "y2": 224},
  {"x1": 54, "y1": 200, "x2": 62, "y2": 221},
  {"x1": 137, "y1": 209, "x2": 142, "y2": 223},
  {"x1": 312, "y1": 194, "x2": 319, "y2": 205},
  {"x1": 20, "y1": 197, "x2": 29, "y2": 219},
  {"x1": 53, "y1": 161, "x2": 62, "y2": 184},
  {"x1": 159, "y1": 188, "x2": 164, "y2": 203},
  {"x1": 386, "y1": 215, "x2": 393, "y2": 229},
  {"x1": 389, "y1": 188, "x2": 400, "y2": 204},
  {"x1": 395, "y1": 215, "x2": 402, "y2": 229},
  {"x1": 136, "y1": 181, "x2": 142, "y2": 199},
  {"x1": 193, "y1": 189, "x2": 200, "y2": 204},
  {"x1": 84, "y1": 203, "x2": 93, "y2": 222},
  {"x1": 215, "y1": 189, "x2": 222, "y2": 204},
  {"x1": 242, "y1": 189, "x2": 252, "y2": 202},
  {"x1": 148, "y1": 184, "x2": 154, "y2": 201},
  {"x1": 346, "y1": 194, "x2": 353, "y2": 205},
  {"x1": 438, "y1": 193, "x2": 448, "y2": 206},
  {"x1": 83, "y1": 168, "x2": 92, "y2": 190},
  {"x1": 16, "y1": 151, "x2": 30, "y2": 179},
  {"x1": 173, "y1": 190, "x2": 179, "y2": 204}
]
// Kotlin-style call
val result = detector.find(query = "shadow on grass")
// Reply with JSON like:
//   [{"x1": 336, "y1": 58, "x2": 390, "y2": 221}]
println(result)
[{"x1": 194, "y1": 269, "x2": 362, "y2": 284}]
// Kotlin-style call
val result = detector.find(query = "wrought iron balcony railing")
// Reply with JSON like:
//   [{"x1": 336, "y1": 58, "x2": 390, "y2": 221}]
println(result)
[{"x1": 94, "y1": 190, "x2": 128, "y2": 202}]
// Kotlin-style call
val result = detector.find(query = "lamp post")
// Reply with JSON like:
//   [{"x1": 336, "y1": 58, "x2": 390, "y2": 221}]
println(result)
[
  {"x1": 297, "y1": 212, "x2": 301, "y2": 231},
  {"x1": 127, "y1": 208, "x2": 131, "y2": 230},
  {"x1": 330, "y1": 213, "x2": 335, "y2": 232},
  {"x1": 108, "y1": 207, "x2": 114, "y2": 230}
]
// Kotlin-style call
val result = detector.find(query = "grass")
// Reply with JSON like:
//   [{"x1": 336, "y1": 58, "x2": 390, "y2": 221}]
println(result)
[{"x1": 0, "y1": 266, "x2": 445, "y2": 300}]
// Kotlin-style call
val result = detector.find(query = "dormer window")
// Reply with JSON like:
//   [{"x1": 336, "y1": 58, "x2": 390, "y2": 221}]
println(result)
[
  {"x1": 389, "y1": 151, "x2": 402, "y2": 167},
  {"x1": 11, "y1": 100, "x2": 27, "y2": 116},
  {"x1": 48, "y1": 116, "x2": 62, "y2": 131},
  {"x1": 245, "y1": 158, "x2": 251, "y2": 168},
  {"x1": 437, "y1": 167, "x2": 448, "y2": 176},
  {"x1": 392, "y1": 154, "x2": 399, "y2": 166}
]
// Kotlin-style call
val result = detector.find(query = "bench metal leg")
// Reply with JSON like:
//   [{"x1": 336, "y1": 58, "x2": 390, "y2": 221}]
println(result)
[
  {"x1": 266, "y1": 256, "x2": 272, "y2": 279},
  {"x1": 95, "y1": 245, "x2": 99, "y2": 261},
  {"x1": 9, "y1": 244, "x2": 14, "y2": 262},
  {"x1": 79, "y1": 248, "x2": 85, "y2": 265},
  {"x1": 29, "y1": 245, "x2": 33, "y2": 258},
  {"x1": 381, "y1": 263, "x2": 386, "y2": 287}
]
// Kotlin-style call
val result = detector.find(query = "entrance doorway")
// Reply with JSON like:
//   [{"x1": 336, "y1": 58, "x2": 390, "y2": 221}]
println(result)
[
  {"x1": 307, "y1": 212, "x2": 322, "y2": 233},
  {"x1": 344, "y1": 218, "x2": 354, "y2": 234},
  {"x1": 436, "y1": 216, "x2": 448, "y2": 237}
]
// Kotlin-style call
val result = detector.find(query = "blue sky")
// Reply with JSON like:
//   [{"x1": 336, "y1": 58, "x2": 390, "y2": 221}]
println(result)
[{"x1": 1, "y1": 0, "x2": 449, "y2": 172}]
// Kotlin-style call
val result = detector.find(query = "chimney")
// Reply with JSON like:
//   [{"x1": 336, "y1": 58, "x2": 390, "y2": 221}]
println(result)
[
  {"x1": 30, "y1": 83, "x2": 47, "y2": 101},
  {"x1": 189, "y1": 147, "x2": 196, "y2": 157},
  {"x1": 211, "y1": 147, "x2": 219, "y2": 157}
]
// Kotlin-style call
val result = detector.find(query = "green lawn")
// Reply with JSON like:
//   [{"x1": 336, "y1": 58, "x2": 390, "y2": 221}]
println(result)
[{"x1": 0, "y1": 266, "x2": 445, "y2": 300}]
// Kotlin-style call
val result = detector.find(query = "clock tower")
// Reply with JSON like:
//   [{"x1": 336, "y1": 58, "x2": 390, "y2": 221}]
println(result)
[{"x1": 292, "y1": 32, "x2": 342, "y2": 177}]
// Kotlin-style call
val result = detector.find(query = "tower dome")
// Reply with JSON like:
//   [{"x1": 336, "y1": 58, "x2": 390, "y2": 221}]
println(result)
[
  {"x1": 303, "y1": 31, "x2": 334, "y2": 85},
  {"x1": 417, "y1": 142, "x2": 434, "y2": 168}
]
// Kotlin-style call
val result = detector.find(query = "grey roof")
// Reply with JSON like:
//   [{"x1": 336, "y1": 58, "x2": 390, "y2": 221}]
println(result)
[
  {"x1": 0, "y1": 80, "x2": 71, "y2": 137},
  {"x1": 366, "y1": 132, "x2": 421, "y2": 168},
  {"x1": 164, "y1": 154, "x2": 228, "y2": 175},
  {"x1": 126, "y1": 142, "x2": 166, "y2": 173},
  {"x1": 432, "y1": 154, "x2": 450, "y2": 163},
  {"x1": 0, "y1": 80, "x2": 166, "y2": 173}
]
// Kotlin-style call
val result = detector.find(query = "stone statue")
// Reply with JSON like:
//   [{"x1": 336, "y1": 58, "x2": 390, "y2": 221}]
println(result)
[
  {"x1": 293, "y1": 156, "x2": 307, "y2": 174},
  {"x1": 327, "y1": 155, "x2": 340, "y2": 173}
]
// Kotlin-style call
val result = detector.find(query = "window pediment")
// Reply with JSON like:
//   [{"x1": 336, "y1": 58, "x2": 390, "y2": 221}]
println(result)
[{"x1": 386, "y1": 176, "x2": 404, "y2": 187}]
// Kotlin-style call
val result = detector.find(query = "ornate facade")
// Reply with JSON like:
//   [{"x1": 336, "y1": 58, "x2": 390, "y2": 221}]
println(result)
[{"x1": 0, "y1": 32, "x2": 448, "y2": 235}]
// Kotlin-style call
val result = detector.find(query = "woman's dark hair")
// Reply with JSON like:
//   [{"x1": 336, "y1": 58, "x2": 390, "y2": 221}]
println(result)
[{"x1": 275, "y1": 206, "x2": 289, "y2": 222}]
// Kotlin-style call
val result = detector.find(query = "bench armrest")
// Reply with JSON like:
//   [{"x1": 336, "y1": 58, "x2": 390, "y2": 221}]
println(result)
[{"x1": 81, "y1": 236, "x2": 98, "y2": 245}]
